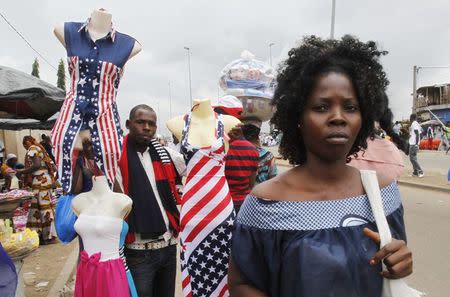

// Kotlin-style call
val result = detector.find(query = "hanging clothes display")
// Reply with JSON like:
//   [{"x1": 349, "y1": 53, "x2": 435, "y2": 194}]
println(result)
[
  {"x1": 74, "y1": 214, "x2": 137, "y2": 297},
  {"x1": 179, "y1": 113, "x2": 235, "y2": 297},
  {"x1": 51, "y1": 21, "x2": 135, "y2": 192}
]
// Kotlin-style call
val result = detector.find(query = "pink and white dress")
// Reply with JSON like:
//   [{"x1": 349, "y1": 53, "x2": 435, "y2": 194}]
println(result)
[{"x1": 74, "y1": 214, "x2": 130, "y2": 297}]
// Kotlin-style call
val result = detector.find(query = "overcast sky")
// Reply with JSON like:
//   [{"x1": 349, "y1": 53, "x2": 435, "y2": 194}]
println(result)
[{"x1": 2, "y1": 0, "x2": 450, "y2": 135}]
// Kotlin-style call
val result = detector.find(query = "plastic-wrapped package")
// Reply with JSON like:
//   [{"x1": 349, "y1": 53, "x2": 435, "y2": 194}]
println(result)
[
  {"x1": 219, "y1": 50, "x2": 276, "y2": 100},
  {"x1": 55, "y1": 194, "x2": 77, "y2": 244}
]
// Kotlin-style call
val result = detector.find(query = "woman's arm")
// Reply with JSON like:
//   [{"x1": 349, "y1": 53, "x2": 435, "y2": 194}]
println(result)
[
  {"x1": 17, "y1": 156, "x2": 41, "y2": 175},
  {"x1": 228, "y1": 256, "x2": 267, "y2": 297}
]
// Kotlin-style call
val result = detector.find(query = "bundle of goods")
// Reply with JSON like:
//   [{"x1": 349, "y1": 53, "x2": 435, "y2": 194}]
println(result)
[
  {"x1": 0, "y1": 189, "x2": 33, "y2": 219},
  {"x1": 219, "y1": 50, "x2": 276, "y2": 122},
  {"x1": 0, "y1": 219, "x2": 39, "y2": 260},
  {"x1": 0, "y1": 189, "x2": 34, "y2": 201}
]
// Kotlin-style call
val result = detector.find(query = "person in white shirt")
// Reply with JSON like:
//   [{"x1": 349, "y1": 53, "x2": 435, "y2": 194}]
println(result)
[
  {"x1": 393, "y1": 121, "x2": 402, "y2": 135},
  {"x1": 408, "y1": 114, "x2": 424, "y2": 177},
  {"x1": 114, "y1": 104, "x2": 185, "y2": 297}
]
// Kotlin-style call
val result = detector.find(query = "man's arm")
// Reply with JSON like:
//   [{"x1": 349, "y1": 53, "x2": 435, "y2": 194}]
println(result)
[
  {"x1": 166, "y1": 147, "x2": 186, "y2": 176},
  {"x1": 414, "y1": 130, "x2": 420, "y2": 146}
]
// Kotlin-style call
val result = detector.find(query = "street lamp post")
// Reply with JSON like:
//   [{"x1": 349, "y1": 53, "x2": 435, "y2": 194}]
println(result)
[
  {"x1": 168, "y1": 81, "x2": 172, "y2": 119},
  {"x1": 330, "y1": 0, "x2": 336, "y2": 39},
  {"x1": 184, "y1": 46, "x2": 193, "y2": 107},
  {"x1": 269, "y1": 42, "x2": 275, "y2": 67}
]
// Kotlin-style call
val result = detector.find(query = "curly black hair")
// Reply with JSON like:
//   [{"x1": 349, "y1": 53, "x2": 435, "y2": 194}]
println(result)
[{"x1": 271, "y1": 35, "x2": 390, "y2": 165}]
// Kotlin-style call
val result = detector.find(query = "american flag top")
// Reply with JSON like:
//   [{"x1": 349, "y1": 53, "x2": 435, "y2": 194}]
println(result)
[
  {"x1": 179, "y1": 113, "x2": 235, "y2": 297},
  {"x1": 51, "y1": 21, "x2": 136, "y2": 192}
]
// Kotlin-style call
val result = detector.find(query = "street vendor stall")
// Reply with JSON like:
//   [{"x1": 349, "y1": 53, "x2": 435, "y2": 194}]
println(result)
[{"x1": 0, "y1": 189, "x2": 38, "y2": 297}]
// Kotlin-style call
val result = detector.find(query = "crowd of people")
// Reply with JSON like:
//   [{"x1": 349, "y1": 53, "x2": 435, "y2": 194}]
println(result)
[{"x1": 0, "y1": 34, "x2": 435, "y2": 297}]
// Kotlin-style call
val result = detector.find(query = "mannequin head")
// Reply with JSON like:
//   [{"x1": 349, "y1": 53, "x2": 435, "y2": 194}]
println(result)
[{"x1": 126, "y1": 104, "x2": 157, "y2": 150}]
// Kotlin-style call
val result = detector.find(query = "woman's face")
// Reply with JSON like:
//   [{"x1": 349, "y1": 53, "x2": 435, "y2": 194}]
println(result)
[
  {"x1": 300, "y1": 72, "x2": 362, "y2": 163},
  {"x1": 22, "y1": 140, "x2": 31, "y2": 150}
]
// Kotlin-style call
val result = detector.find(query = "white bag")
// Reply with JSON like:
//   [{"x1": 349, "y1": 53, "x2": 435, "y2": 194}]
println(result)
[{"x1": 360, "y1": 170, "x2": 424, "y2": 297}]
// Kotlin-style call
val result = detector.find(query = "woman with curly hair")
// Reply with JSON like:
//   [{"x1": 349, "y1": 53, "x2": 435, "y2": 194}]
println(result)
[
  {"x1": 228, "y1": 36, "x2": 413, "y2": 297},
  {"x1": 17, "y1": 136, "x2": 57, "y2": 244}
]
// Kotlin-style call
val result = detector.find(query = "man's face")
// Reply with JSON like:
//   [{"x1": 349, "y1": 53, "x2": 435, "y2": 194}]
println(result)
[{"x1": 126, "y1": 109, "x2": 157, "y2": 145}]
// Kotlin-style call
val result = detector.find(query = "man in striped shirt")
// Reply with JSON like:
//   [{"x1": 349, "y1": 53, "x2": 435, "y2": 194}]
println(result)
[
  {"x1": 224, "y1": 126, "x2": 259, "y2": 213},
  {"x1": 213, "y1": 95, "x2": 259, "y2": 213}
]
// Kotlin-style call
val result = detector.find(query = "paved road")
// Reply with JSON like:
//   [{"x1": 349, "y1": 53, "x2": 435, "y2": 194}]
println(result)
[
  {"x1": 403, "y1": 150, "x2": 450, "y2": 175},
  {"x1": 400, "y1": 186, "x2": 450, "y2": 297}
]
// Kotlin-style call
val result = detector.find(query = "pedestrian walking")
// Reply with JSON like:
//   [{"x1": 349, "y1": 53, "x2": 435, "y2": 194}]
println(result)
[
  {"x1": 228, "y1": 35, "x2": 413, "y2": 296},
  {"x1": 426, "y1": 125, "x2": 434, "y2": 150},
  {"x1": 409, "y1": 114, "x2": 424, "y2": 177},
  {"x1": 115, "y1": 104, "x2": 185, "y2": 297}
]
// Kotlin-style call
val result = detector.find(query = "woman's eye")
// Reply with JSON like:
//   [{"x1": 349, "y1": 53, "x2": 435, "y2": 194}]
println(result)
[
  {"x1": 312, "y1": 105, "x2": 328, "y2": 112},
  {"x1": 345, "y1": 105, "x2": 359, "y2": 112}
]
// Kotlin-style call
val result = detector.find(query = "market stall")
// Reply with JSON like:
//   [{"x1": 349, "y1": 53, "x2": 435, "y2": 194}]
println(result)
[{"x1": 0, "y1": 189, "x2": 39, "y2": 297}]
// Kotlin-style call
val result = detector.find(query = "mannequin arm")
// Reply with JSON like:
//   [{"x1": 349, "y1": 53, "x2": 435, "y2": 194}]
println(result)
[
  {"x1": 127, "y1": 40, "x2": 142, "y2": 61},
  {"x1": 53, "y1": 24, "x2": 66, "y2": 48},
  {"x1": 166, "y1": 115, "x2": 185, "y2": 141}
]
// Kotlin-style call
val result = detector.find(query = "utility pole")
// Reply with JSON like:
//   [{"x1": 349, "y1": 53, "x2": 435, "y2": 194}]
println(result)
[
  {"x1": 330, "y1": 0, "x2": 336, "y2": 39},
  {"x1": 184, "y1": 46, "x2": 192, "y2": 107},
  {"x1": 269, "y1": 42, "x2": 275, "y2": 67},
  {"x1": 168, "y1": 81, "x2": 172, "y2": 119},
  {"x1": 412, "y1": 65, "x2": 418, "y2": 112}
]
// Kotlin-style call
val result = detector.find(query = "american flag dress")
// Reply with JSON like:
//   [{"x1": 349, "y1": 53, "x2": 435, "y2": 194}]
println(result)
[
  {"x1": 51, "y1": 21, "x2": 135, "y2": 192},
  {"x1": 180, "y1": 113, "x2": 235, "y2": 297}
]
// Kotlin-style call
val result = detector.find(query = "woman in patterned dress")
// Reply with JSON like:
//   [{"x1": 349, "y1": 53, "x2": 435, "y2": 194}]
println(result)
[{"x1": 17, "y1": 136, "x2": 57, "y2": 244}]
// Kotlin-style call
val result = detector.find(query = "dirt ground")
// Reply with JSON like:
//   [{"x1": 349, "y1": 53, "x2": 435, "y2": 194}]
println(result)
[{"x1": 22, "y1": 240, "x2": 77, "y2": 297}]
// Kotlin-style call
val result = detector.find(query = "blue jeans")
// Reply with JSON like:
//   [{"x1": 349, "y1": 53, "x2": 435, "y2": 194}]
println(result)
[
  {"x1": 408, "y1": 145, "x2": 423, "y2": 175},
  {"x1": 125, "y1": 244, "x2": 177, "y2": 297}
]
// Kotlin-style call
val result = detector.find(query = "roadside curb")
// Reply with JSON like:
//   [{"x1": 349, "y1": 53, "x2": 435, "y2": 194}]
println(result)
[
  {"x1": 46, "y1": 243, "x2": 78, "y2": 297},
  {"x1": 397, "y1": 179, "x2": 450, "y2": 193}
]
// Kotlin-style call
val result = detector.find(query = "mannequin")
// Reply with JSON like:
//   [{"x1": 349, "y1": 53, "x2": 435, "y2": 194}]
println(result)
[
  {"x1": 51, "y1": 8, "x2": 141, "y2": 192},
  {"x1": 53, "y1": 8, "x2": 141, "y2": 149},
  {"x1": 72, "y1": 176, "x2": 132, "y2": 218},
  {"x1": 72, "y1": 175, "x2": 136, "y2": 297},
  {"x1": 168, "y1": 98, "x2": 237, "y2": 297},
  {"x1": 167, "y1": 98, "x2": 240, "y2": 148},
  {"x1": 54, "y1": 8, "x2": 142, "y2": 61}
]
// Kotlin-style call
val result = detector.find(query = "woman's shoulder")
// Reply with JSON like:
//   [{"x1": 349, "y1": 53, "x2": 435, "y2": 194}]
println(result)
[{"x1": 251, "y1": 170, "x2": 292, "y2": 201}]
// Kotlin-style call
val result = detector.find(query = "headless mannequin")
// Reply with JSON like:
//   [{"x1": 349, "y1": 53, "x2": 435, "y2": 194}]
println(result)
[
  {"x1": 54, "y1": 8, "x2": 142, "y2": 148},
  {"x1": 166, "y1": 98, "x2": 240, "y2": 149},
  {"x1": 72, "y1": 176, "x2": 132, "y2": 219}
]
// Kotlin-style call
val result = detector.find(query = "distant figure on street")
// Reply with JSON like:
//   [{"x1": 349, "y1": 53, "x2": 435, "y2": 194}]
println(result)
[
  {"x1": 242, "y1": 121, "x2": 278, "y2": 184},
  {"x1": 409, "y1": 114, "x2": 424, "y2": 177},
  {"x1": 426, "y1": 126, "x2": 434, "y2": 150},
  {"x1": 393, "y1": 121, "x2": 402, "y2": 135}
]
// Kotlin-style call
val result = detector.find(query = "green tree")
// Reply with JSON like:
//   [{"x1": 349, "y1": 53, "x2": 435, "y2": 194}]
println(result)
[
  {"x1": 56, "y1": 59, "x2": 66, "y2": 91},
  {"x1": 31, "y1": 58, "x2": 40, "y2": 78}
]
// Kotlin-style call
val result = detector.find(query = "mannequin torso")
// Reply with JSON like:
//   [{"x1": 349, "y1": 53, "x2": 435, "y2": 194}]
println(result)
[
  {"x1": 54, "y1": 8, "x2": 141, "y2": 60},
  {"x1": 72, "y1": 176, "x2": 132, "y2": 219},
  {"x1": 51, "y1": 8, "x2": 141, "y2": 191},
  {"x1": 166, "y1": 98, "x2": 240, "y2": 149}
]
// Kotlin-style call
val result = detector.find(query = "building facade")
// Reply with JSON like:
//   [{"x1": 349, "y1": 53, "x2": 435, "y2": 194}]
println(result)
[{"x1": 413, "y1": 84, "x2": 450, "y2": 123}]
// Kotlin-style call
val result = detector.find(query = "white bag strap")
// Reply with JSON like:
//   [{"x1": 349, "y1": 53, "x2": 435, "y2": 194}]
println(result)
[{"x1": 360, "y1": 170, "x2": 392, "y2": 248}]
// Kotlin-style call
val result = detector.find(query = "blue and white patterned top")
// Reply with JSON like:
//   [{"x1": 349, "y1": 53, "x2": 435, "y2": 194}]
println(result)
[
  {"x1": 51, "y1": 21, "x2": 135, "y2": 192},
  {"x1": 232, "y1": 182, "x2": 406, "y2": 297}
]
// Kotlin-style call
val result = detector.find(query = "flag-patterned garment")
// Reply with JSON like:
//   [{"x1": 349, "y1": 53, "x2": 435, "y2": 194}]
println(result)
[
  {"x1": 180, "y1": 113, "x2": 235, "y2": 297},
  {"x1": 51, "y1": 21, "x2": 135, "y2": 192}
]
